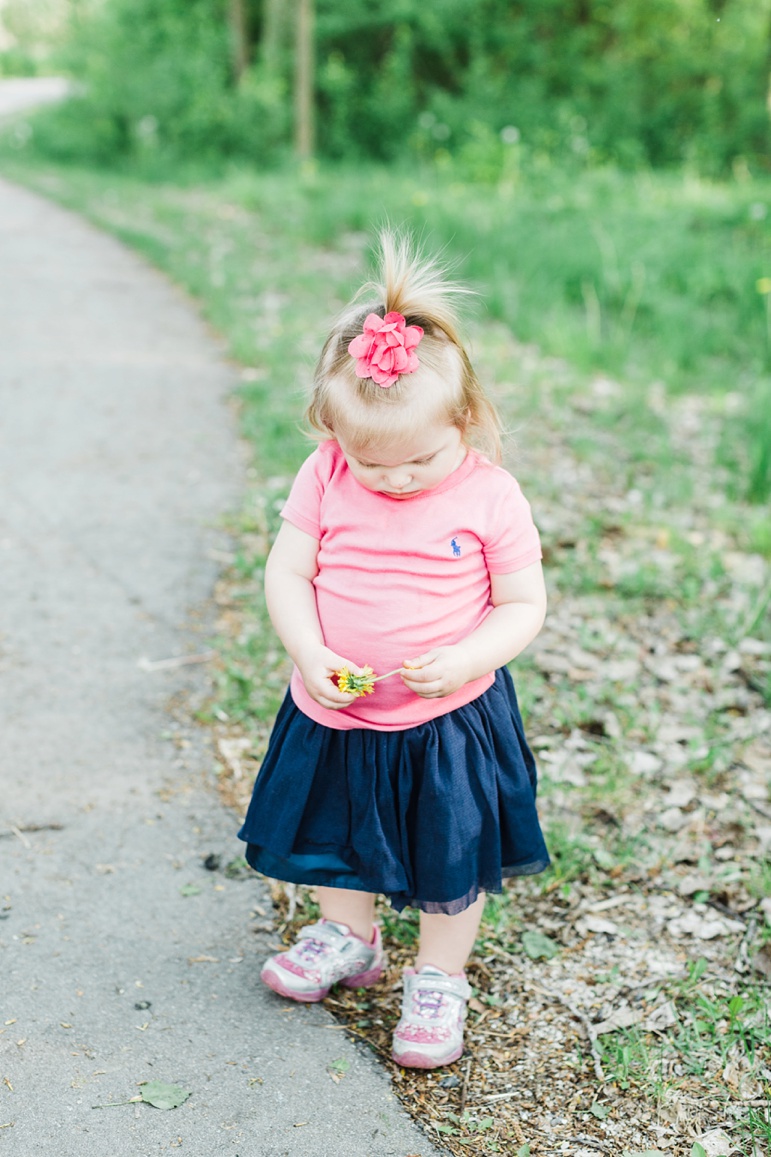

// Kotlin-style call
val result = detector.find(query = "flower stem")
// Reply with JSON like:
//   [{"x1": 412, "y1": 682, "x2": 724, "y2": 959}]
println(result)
[{"x1": 372, "y1": 667, "x2": 405, "y2": 682}]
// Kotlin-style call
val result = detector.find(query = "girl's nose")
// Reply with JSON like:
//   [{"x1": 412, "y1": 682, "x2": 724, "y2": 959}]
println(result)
[{"x1": 386, "y1": 471, "x2": 412, "y2": 490}]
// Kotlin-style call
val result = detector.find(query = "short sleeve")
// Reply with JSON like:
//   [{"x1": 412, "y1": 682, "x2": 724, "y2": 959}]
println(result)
[
  {"x1": 280, "y1": 446, "x2": 332, "y2": 540},
  {"x1": 481, "y1": 471, "x2": 543, "y2": 574}
]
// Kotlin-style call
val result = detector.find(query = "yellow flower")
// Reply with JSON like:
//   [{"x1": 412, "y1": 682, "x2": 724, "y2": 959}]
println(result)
[{"x1": 334, "y1": 665, "x2": 376, "y2": 697}]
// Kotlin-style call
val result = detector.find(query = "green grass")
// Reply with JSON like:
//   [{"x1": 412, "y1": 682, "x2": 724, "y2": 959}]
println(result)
[
  {"x1": 597, "y1": 961, "x2": 771, "y2": 1090},
  {"x1": 1, "y1": 146, "x2": 769, "y2": 500}
]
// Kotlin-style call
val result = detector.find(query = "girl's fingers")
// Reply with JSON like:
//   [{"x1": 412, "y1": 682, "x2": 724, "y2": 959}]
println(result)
[
  {"x1": 318, "y1": 685, "x2": 357, "y2": 707},
  {"x1": 403, "y1": 651, "x2": 436, "y2": 671},
  {"x1": 402, "y1": 675, "x2": 443, "y2": 696},
  {"x1": 402, "y1": 666, "x2": 439, "y2": 685},
  {"x1": 326, "y1": 658, "x2": 358, "y2": 676}
]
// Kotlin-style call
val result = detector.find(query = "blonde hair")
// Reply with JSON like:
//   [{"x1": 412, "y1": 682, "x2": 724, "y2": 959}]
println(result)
[{"x1": 307, "y1": 231, "x2": 503, "y2": 463}]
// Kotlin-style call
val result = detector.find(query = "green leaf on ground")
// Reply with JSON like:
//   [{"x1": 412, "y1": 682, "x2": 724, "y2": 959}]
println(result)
[
  {"x1": 138, "y1": 1081, "x2": 191, "y2": 1109},
  {"x1": 521, "y1": 931, "x2": 560, "y2": 959},
  {"x1": 327, "y1": 1057, "x2": 351, "y2": 1083},
  {"x1": 590, "y1": 1102, "x2": 611, "y2": 1119},
  {"x1": 179, "y1": 884, "x2": 201, "y2": 897},
  {"x1": 593, "y1": 848, "x2": 616, "y2": 870}
]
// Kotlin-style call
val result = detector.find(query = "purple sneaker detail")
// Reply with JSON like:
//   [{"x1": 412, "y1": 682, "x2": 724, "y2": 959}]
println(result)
[
  {"x1": 392, "y1": 966, "x2": 471, "y2": 1069},
  {"x1": 260, "y1": 919, "x2": 384, "y2": 1003}
]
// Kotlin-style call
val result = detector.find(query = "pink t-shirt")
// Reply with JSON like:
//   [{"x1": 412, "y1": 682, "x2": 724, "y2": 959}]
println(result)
[{"x1": 282, "y1": 441, "x2": 542, "y2": 731}]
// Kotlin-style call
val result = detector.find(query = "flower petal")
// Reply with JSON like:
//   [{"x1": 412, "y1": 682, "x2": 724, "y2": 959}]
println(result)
[
  {"x1": 348, "y1": 333, "x2": 374, "y2": 357},
  {"x1": 363, "y1": 313, "x2": 386, "y2": 334}
]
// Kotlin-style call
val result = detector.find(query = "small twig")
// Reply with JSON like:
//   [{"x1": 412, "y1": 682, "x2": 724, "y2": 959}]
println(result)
[
  {"x1": 343, "y1": 1025, "x2": 394, "y2": 1062},
  {"x1": 92, "y1": 1098, "x2": 141, "y2": 1109},
  {"x1": 0, "y1": 823, "x2": 64, "y2": 840},
  {"x1": 459, "y1": 1056, "x2": 472, "y2": 1115},
  {"x1": 619, "y1": 972, "x2": 687, "y2": 995},
  {"x1": 11, "y1": 827, "x2": 31, "y2": 849},
  {"x1": 510, "y1": 1114, "x2": 530, "y2": 1147},
  {"x1": 734, "y1": 915, "x2": 759, "y2": 975},
  {"x1": 746, "y1": 797, "x2": 771, "y2": 822},
  {"x1": 284, "y1": 883, "x2": 297, "y2": 924},
  {"x1": 706, "y1": 897, "x2": 750, "y2": 924},
  {"x1": 529, "y1": 982, "x2": 605, "y2": 1083}
]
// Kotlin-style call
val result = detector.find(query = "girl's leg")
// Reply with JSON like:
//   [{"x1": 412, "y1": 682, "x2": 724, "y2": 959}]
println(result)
[
  {"x1": 261, "y1": 885, "x2": 382, "y2": 1001},
  {"x1": 316, "y1": 886, "x2": 377, "y2": 942},
  {"x1": 391, "y1": 894, "x2": 485, "y2": 1068},
  {"x1": 415, "y1": 893, "x2": 485, "y2": 974}
]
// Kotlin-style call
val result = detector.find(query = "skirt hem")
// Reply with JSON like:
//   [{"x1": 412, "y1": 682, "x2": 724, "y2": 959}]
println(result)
[{"x1": 245, "y1": 841, "x2": 550, "y2": 915}]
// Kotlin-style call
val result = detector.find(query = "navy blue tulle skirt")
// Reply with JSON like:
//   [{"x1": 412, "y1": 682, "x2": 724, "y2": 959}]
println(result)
[{"x1": 238, "y1": 667, "x2": 550, "y2": 915}]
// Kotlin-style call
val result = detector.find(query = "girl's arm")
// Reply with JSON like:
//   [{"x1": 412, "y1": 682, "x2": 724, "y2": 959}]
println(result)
[
  {"x1": 400, "y1": 561, "x2": 547, "y2": 699},
  {"x1": 264, "y1": 520, "x2": 363, "y2": 710}
]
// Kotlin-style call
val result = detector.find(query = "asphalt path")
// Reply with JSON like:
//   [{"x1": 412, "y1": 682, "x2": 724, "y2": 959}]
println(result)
[
  {"x1": 0, "y1": 176, "x2": 438, "y2": 1156},
  {"x1": 0, "y1": 77, "x2": 73, "y2": 119}
]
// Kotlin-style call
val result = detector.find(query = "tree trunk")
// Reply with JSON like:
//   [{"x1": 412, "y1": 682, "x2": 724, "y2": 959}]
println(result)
[
  {"x1": 262, "y1": 0, "x2": 290, "y2": 73},
  {"x1": 228, "y1": 0, "x2": 249, "y2": 84},
  {"x1": 294, "y1": 0, "x2": 314, "y2": 159}
]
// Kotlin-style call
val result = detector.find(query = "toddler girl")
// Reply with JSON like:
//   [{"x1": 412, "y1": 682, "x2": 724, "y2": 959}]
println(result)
[{"x1": 238, "y1": 232, "x2": 550, "y2": 1069}]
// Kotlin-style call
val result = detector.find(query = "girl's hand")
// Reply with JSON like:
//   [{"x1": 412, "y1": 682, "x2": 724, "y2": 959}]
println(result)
[
  {"x1": 296, "y1": 645, "x2": 368, "y2": 710},
  {"x1": 399, "y1": 646, "x2": 473, "y2": 699}
]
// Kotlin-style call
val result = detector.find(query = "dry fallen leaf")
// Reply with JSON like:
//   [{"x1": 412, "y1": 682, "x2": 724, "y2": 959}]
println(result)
[
  {"x1": 592, "y1": 1006, "x2": 646, "y2": 1036},
  {"x1": 693, "y1": 1128, "x2": 741, "y2": 1156},
  {"x1": 216, "y1": 736, "x2": 252, "y2": 780}
]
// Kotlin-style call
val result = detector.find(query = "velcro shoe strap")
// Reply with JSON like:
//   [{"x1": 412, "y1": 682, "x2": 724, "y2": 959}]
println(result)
[
  {"x1": 297, "y1": 924, "x2": 345, "y2": 949},
  {"x1": 408, "y1": 975, "x2": 471, "y2": 1001}
]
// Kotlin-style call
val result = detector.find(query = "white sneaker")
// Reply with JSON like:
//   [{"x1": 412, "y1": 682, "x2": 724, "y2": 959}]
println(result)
[
  {"x1": 260, "y1": 919, "x2": 384, "y2": 1002},
  {"x1": 392, "y1": 965, "x2": 471, "y2": 1068}
]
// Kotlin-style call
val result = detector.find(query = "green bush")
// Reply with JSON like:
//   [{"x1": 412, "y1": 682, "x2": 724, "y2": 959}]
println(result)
[
  {"x1": 14, "y1": 0, "x2": 771, "y2": 175},
  {"x1": 29, "y1": 0, "x2": 289, "y2": 168},
  {"x1": 313, "y1": 0, "x2": 770, "y2": 174},
  {"x1": 0, "y1": 47, "x2": 39, "y2": 77}
]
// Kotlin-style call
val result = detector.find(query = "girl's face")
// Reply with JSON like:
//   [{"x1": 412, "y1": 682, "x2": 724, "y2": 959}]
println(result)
[{"x1": 338, "y1": 422, "x2": 466, "y2": 499}]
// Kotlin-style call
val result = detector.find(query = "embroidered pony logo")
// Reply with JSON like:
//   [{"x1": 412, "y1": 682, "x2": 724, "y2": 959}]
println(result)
[{"x1": 450, "y1": 537, "x2": 462, "y2": 558}]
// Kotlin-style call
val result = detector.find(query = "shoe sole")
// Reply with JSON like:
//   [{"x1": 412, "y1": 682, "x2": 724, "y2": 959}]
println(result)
[
  {"x1": 261, "y1": 960, "x2": 384, "y2": 1003},
  {"x1": 391, "y1": 1043, "x2": 464, "y2": 1069}
]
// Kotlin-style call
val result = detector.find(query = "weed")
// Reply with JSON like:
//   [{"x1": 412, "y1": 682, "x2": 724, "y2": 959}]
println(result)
[{"x1": 379, "y1": 905, "x2": 420, "y2": 948}]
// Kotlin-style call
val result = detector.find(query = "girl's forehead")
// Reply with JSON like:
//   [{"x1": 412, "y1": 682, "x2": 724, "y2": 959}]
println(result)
[{"x1": 343, "y1": 423, "x2": 459, "y2": 465}]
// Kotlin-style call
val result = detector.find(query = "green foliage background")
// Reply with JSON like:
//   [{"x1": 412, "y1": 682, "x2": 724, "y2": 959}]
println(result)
[
  {"x1": 14, "y1": 0, "x2": 771, "y2": 175},
  {"x1": 2, "y1": 0, "x2": 769, "y2": 501}
]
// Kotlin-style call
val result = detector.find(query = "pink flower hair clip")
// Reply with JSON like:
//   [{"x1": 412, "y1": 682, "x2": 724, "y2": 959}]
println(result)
[{"x1": 347, "y1": 311, "x2": 424, "y2": 388}]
